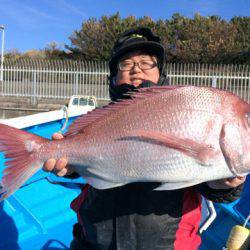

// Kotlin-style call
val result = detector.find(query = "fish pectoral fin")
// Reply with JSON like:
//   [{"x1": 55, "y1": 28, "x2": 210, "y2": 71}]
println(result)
[
  {"x1": 85, "y1": 177, "x2": 125, "y2": 190},
  {"x1": 154, "y1": 180, "x2": 203, "y2": 191},
  {"x1": 126, "y1": 130, "x2": 219, "y2": 165}
]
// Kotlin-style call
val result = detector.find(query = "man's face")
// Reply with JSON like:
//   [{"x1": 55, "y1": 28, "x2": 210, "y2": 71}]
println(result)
[{"x1": 116, "y1": 52, "x2": 160, "y2": 87}]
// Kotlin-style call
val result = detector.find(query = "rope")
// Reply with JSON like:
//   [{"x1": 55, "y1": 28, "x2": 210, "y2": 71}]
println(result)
[
  {"x1": 243, "y1": 214, "x2": 250, "y2": 228},
  {"x1": 58, "y1": 106, "x2": 69, "y2": 133}
]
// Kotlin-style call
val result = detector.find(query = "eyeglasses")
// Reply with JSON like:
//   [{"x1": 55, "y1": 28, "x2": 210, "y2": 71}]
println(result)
[{"x1": 118, "y1": 60, "x2": 158, "y2": 71}]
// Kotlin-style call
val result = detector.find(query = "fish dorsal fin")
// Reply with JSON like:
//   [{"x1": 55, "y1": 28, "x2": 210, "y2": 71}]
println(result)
[
  {"x1": 64, "y1": 85, "x2": 184, "y2": 137},
  {"x1": 65, "y1": 100, "x2": 141, "y2": 136}
]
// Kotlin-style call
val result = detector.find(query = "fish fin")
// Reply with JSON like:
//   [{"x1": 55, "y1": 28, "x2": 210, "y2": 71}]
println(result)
[
  {"x1": 126, "y1": 130, "x2": 218, "y2": 165},
  {"x1": 85, "y1": 167, "x2": 126, "y2": 189},
  {"x1": 64, "y1": 103, "x2": 135, "y2": 137},
  {"x1": 0, "y1": 124, "x2": 47, "y2": 201},
  {"x1": 219, "y1": 124, "x2": 244, "y2": 175},
  {"x1": 85, "y1": 177, "x2": 125, "y2": 189},
  {"x1": 64, "y1": 86, "x2": 185, "y2": 137},
  {"x1": 154, "y1": 181, "x2": 202, "y2": 191}
]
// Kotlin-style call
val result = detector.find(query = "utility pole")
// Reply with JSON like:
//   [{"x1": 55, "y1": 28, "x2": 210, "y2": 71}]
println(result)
[{"x1": 0, "y1": 25, "x2": 5, "y2": 81}]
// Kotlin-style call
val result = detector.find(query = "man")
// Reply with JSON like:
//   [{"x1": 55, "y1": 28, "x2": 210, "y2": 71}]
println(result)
[{"x1": 43, "y1": 27, "x2": 245, "y2": 250}]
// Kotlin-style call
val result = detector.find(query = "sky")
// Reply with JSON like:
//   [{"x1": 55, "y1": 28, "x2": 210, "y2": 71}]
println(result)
[{"x1": 0, "y1": 0, "x2": 249, "y2": 52}]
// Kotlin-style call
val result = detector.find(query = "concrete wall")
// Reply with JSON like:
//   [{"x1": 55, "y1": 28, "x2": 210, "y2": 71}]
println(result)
[
  {"x1": 0, "y1": 96, "x2": 108, "y2": 119},
  {"x1": 0, "y1": 96, "x2": 67, "y2": 119}
]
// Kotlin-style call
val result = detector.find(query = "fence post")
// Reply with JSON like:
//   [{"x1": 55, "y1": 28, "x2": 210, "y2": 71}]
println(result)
[
  {"x1": 212, "y1": 77, "x2": 217, "y2": 88},
  {"x1": 31, "y1": 71, "x2": 37, "y2": 105},
  {"x1": 0, "y1": 68, "x2": 3, "y2": 95},
  {"x1": 74, "y1": 72, "x2": 79, "y2": 95}
]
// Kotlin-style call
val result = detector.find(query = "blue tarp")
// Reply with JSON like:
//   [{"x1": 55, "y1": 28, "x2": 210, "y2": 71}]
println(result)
[
  {"x1": 0, "y1": 117, "x2": 83, "y2": 250},
  {"x1": 200, "y1": 176, "x2": 250, "y2": 249}
]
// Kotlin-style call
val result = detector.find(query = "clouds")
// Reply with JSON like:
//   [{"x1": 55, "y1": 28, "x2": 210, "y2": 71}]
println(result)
[
  {"x1": 177, "y1": 0, "x2": 250, "y2": 19},
  {"x1": 0, "y1": 0, "x2": 90, "y2": 52},
  {"x1": 0, "y1": 0, "x2": 86, "y2": 51},
  {"x1": 0, "y1": 0, "x2": 88, "y2": 31},
  {"x1": 54, "y1": 0, "x2": 88, "y2": 18},
  {"x1": 0, "y1": 0, "x2": 248, "y2": 52},
  {"x1": 0, "y1": 1, "x2": 58, "y2": 30},
  {"x1": 25, "y1": 6, "x2": 58, "y2": 21}
]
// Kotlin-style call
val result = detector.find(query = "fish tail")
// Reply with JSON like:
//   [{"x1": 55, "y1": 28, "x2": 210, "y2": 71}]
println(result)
[{"x1": 0, "y1": 124, "x2": 48, "y2": 201}]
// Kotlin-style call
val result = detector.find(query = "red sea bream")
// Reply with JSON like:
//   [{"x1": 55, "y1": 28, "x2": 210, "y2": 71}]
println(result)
[{"x1": 0, "y1": 86, "x2": 249, "y2": 200}]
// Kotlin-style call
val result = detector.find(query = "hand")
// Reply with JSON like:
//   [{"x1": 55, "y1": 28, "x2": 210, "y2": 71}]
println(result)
[
  {"x1": 206, "y1": 176, "x2": 246, "y2": 189},
  {"x1": 43, "y1": 133, "x2": 72, "y2": 176}
]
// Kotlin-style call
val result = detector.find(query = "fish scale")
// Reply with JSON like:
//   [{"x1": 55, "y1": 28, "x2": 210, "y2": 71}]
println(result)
[{"x1": 0, "y1": 85, "x2": 249, "y2": 200}]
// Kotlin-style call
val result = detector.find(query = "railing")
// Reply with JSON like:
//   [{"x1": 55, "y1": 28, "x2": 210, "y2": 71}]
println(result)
[
  {"x1": 0, "y1": 59, "x2": 249, "y2": 103},
  {"x1": 0, "y1": 59, "x2": 110, "y2": 103},
  {"x1": 166, "y1": 63, "x2": 250, "y2": 102}
]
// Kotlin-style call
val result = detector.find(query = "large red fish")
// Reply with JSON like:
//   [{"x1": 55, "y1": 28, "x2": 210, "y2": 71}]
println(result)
[{"x1": 0, "y1": 86, "x2": 249, "y2": 200}]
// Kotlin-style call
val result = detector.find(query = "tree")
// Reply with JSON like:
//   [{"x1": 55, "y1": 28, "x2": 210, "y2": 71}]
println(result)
[
  {"x1": 67, "y1": 13, "x2": 136, "y2": 60},
  {"x1": 230, "y1": 17, "x2": 250, "y2": 63},
  {"x1": 66, "y1": 13, "x2": 249, "y2": 64},
  {"x1": 44, "y1": 41, "x2": 68, "y2": 59},
  {"x1": 4, "y1": 49, "x2": 22, "y2": 60},
  {"x1": 66, "y1": 13, "x2": 165, "y2": 60},
  {"x1": 5, "y1": 14, "x2": 250, "y2": 64}
]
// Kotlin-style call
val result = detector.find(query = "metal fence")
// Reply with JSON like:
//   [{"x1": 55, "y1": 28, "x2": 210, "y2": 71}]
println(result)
[
  {"x1": 166, "y1": 63, "x2": 250, "y2": 102},
  {"x1": 0, "y1": 59, "x2": 110, "y2": 103},
  {"x1": 0, "y1": 59, "x2": 249, "y2": 103}
]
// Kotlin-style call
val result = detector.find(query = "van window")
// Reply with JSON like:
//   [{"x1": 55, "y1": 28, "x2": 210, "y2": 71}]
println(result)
[
  {"x1": 72, "y1": 98, "x2": 78, "y2": 105},
  {"x1": 80, "y1": 98, "x2": 88, "y2": 106},
  {"x1": 88, "y1": 99, "x2": 95, "y2": 106}
]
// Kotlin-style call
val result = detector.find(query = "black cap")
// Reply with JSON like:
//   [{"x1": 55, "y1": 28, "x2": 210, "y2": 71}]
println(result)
[{"x1": 109, "y1": 27, "x2": 165, "y2": 77}]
